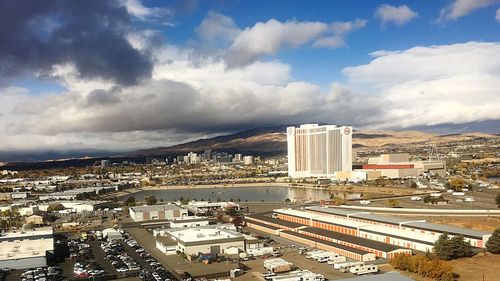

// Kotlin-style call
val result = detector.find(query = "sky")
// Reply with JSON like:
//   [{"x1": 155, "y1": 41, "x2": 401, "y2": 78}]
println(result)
[{"x1": 0, "y1": 0, "x2": 499, "y2": 153}]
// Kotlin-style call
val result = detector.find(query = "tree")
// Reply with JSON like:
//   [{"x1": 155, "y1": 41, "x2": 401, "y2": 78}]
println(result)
[
  {"x1": 434, "y1": 233, "x2": 472, "y2": 260},
  {"x1": 146, "y1": 196, "x2": 157, "y2": 205},
  {"x1": 449, "y1": 235, "x2": 472, "y2": 258},
  {"x1": 386, "y1": 199, "x2": 400, "y2": 208},
  {"x1": 496, "y1": 194, "x2": 500, "y2": 208},
  {"x1": 449, "y1": 178, "x2": 465, "y2": 191},
  {"x1": 411, "y1": 181, "x2": 418, "y2": 188},
  {"x1": 47, "y1": 203, "x2": 65, "y2": 212},
  {"x1": 125, "y1": 196, "x2": 136, "y2": 207},
  {"x1": 486, "y1": 228, "x2": 500, "y2": 254}
]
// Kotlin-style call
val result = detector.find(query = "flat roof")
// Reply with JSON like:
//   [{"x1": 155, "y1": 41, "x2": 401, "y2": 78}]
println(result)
[
  {"x1": 306, "y1": 206, "x2": 490, "y2": 239},
  {"x1": 280, "y1": 230, "x2": 370, "y2": 256},
  {"x1": 247, "y1": 213, "x2": 305, "y2": 229},
  {"x1": 0, "y1": 237, "x2": 53, "y2": 260},
  {"x1": 130, "y1": 203, "x2": 185, "y2": 213},
  {"x1": 156, "y1": 236, "x2": 177, "y2": 246},
  {"x1": 245, "y1": 219, "x2": 280, "y2": 230},
  {"x1": 0, "y1": 227, "x2": 53, "y2": 241},
  {"x1": 301, "y1": 227, "x2": 406, "y2": 253},
  {"x1": 167, "y1": 227, "x2": 243, "y2": 243}
]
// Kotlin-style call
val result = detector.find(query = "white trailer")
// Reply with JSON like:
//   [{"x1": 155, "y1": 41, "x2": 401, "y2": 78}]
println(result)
[
  {"x1": 247, "y1": 247, "x2": 274, "y2": 257},
  {"x1": 349, "y1": 264, "x2": 378, "y2": 275},
  {"x1": 336, "y1": 261, "x2": 365, "y2": 272},
  {"x1": 306, "y1": 250, "x2": 324, "y2": 259},
  {"x1": 326, "y1": 256, "x2": 347, "y2": 265}
]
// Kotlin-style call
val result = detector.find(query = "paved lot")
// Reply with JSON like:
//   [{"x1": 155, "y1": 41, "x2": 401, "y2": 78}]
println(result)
[{"x1": 124, "y1": 227, "x2": 239, "y2": 279}]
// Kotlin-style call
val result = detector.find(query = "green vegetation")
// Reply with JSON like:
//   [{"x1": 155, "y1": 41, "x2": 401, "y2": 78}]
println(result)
[
  {"x1": 423, "y1": 195, "x2": 447, "y2": 205},
  {"x1": 486, "y1": 228, "x2": 500, "y2": 254},
  {"x1": 496, "y1": 194, "x2": 500, "y2": 208},
  {"x1": 125, "y1": 196, "x2": 136, "y2": 206},
  {"x1": 386, "y1": 199, "x2": 400, "y2": 208},
  {"x1": 390, "y1": 253, "x2": 453, "y2": 281},
  {"x1": 433, "y1": 233, "x2": 473, "y2": 260},
  {"x1": 145, "y1": 196, "x2": 157, "y2": 205},
  {"x1": 410, "y1": 181, "x2": 418, "y2": 188},
  {"x1": 47, "y1": 203, "x2": 65, "y2": 212}
]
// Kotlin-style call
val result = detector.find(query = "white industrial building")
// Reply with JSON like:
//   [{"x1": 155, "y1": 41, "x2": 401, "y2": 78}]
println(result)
[
  {"x1": 129, "y1": 203, "x2": 188, "y2": 222},
  {"x1": 287, "y1": 124, "x2": 352, "y2": 178},
  {"x1": 156, "y1": 225, "x2": 246, "y2": 256},
  {"x1": 38, "y1": 200, "x2": 110, "y2": 213},
  {"x1": 0, "y1": 227, "x2": 54, "y2": 269},
  {"x1": 183, "y1": 201, "x2": 240, "y2": 215},
  {"x1": 38, "y1": 186, "x2": 118, "y2": 200}
]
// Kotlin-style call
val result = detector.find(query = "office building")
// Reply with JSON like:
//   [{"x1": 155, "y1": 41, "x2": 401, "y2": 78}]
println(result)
[
  {"x1": 234, "y1": 153, "x2": 243, "y2": 162},
  {"x1": 287, "y1": 124, "x2": 352, "y2": 178},
  {"x1": 243, "y1": 156, "x2": 254, "y2": 165},
  {"x1": 101, "y1": 160, "x2": 111, "y2": 168}
]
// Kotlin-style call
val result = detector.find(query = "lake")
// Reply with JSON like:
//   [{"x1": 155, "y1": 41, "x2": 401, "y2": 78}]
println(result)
[{"x1": 120, "y1": 185, "x2": 362, "y2": 203}]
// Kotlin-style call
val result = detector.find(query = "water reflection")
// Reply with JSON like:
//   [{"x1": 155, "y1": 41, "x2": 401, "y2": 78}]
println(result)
[{"x1": 121, "y1": 185, "x2": 361, "y2": 203}]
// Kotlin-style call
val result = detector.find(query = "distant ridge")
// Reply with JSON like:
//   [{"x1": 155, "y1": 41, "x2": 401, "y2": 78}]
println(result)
[{"x1": 129, "y1": 126, "x2": 499, "y2": 157}]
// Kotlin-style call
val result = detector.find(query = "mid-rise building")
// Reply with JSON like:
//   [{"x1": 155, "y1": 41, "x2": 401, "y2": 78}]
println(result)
[
  {"x1": 287, "y1": 124, "x2": 352, "y2": 178},
  {"x1": 243, "y1": 156, "x2": 254, "y2": 165}
]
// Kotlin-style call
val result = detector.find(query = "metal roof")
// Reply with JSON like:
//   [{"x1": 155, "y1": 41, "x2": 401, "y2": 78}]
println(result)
[
  {"x1": 130, "y1": 203, "x2": 185, "y2": 213},
  {"x1": 280, "y1": 230, "x2": 370, "y2": 255},
  {"x1": 306, "y1": 206, "x2": 490, "y2": 239},
  {"x1": 301, "y1": 227, "x2": 406, "y2": 253}
]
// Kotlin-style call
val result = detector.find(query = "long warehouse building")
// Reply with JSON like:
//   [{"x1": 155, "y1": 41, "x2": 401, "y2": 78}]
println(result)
[
  {"x1": 274, "y1": 207, "x2": 491, "y2": 250},
  {"x1": 245, "y1": 213, "x2": 410, "y2": 260}
]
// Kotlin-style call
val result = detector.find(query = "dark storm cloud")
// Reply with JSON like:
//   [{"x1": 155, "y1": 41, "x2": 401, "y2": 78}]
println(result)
[
  {"x1": 85, "y1": 88, "x2": 121, "y2": 107},
  {"x1": 0, "y1": 0, "x2": 153, "y2": 85}
]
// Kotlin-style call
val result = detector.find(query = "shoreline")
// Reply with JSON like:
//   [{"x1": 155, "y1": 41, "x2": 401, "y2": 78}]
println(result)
[{"x1": 107, "y1": 182, "x2": 422, "y2": 199}]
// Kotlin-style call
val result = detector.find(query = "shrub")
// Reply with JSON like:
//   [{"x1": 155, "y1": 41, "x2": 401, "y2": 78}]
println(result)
[
  {"x1": 486, "y1": 228, "x2": 500, "y2": 254},
  {"x1": 390, "y1": 253, "x2": 453, "y2": 280}
]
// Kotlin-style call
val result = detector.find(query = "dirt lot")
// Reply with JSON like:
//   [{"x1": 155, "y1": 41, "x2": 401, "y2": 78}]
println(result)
[
  {"x1": 450, "y1": 253, "x2": 500, "y2": 281},
  {"x1": 425, "y1": 216, "x2": 500, "y2": 232}
]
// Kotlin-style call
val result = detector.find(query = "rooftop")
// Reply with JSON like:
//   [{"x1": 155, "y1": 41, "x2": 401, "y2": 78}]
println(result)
[
  {"x1": 130, "y1": 203, "x2": 185, "y2": 213},
  {"x1": 306, "y1": 206, "x2": 490, "y2": 239},
  {"x1": 166, "y1": 226, "x2": 243, "y2": 243}
]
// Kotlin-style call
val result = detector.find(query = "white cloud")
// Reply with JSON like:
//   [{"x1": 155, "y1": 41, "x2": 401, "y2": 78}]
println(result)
[
  {"x1": 496, "y1": 8, "x2": 500, "y2": 22},
  {"x1": 343, "y1": 41, "x2": 500, "y2": 128},
  {"x1": 329, "y1": 19, "x2": 367, "y2": 35},
  {"x1": 225, "y1": 18, "x2": 366, "y2": 67},
  {"x1": 438, "y1": 0, "x2": 499, "y2": 21},
  {"x1": 120, "y1": 0, "x2": 174, "y2": 25},
  {"x1": 226, "y1": 19, "x2": 328, "y2": 67},
  {"x1": 375, "y1": 4, "x2": 418, "y2": 26},
  {"x1": 196, "y1": 11, "x2": 241, "y2": 45},
  {"x1": 312, "y1": 36, "x2": 345, "y2": 49}
]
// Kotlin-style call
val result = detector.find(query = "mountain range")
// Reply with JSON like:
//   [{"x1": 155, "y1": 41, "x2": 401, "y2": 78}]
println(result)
[{"x1": 129, "y1": 126, "x2": 499, "y2": 157}]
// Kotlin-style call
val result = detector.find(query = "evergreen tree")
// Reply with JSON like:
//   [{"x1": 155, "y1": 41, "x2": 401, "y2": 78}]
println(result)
[
  {"x1": 450, "y1": 235, "x2": 473, "y2": 258},
  {"x1": 486, "y1": 228, "x2": 500, "y2": 254},
  {"x1": 146, "y1": 196, "x2": 157, "y2": 205},
  {"x1": 434, "y1": 233, "x2": 454, "y2": 260},
  {"x1": 434, "y1": 233, "x2": 473, "y2": 260}
]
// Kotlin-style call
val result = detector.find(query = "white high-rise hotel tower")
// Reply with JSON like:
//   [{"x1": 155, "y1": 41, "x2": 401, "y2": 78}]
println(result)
[{"x1": 287, "y1": 124, "x2": 352, "y2": 178}]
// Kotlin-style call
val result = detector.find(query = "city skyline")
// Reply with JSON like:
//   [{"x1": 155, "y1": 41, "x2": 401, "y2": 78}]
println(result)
[{"x1": 0, "y1": 0, "x2": 499, "y2": 153}]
